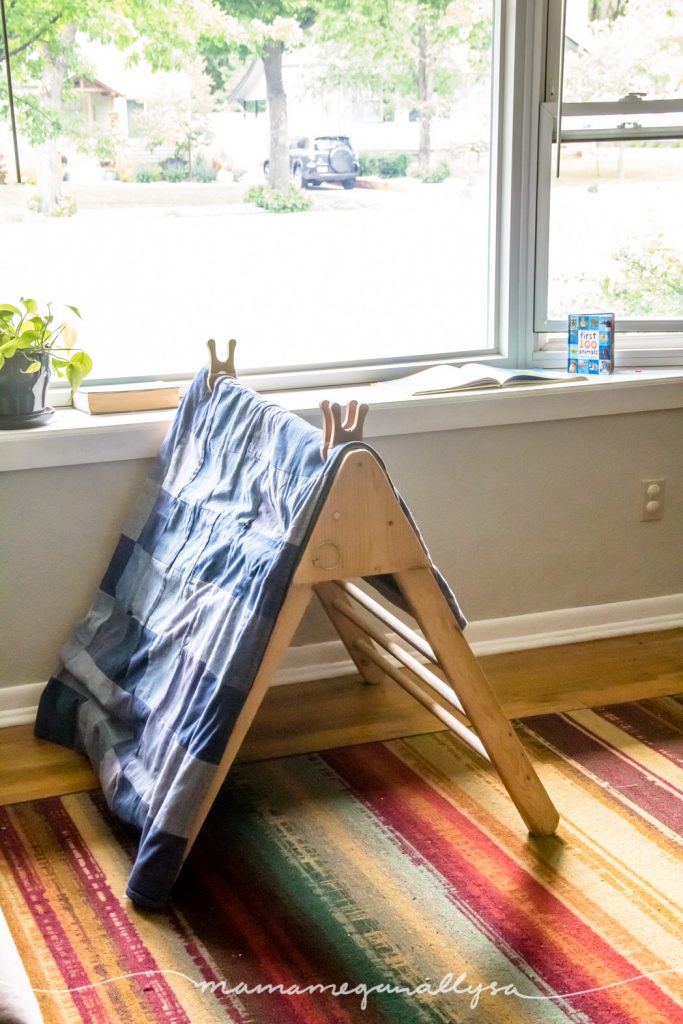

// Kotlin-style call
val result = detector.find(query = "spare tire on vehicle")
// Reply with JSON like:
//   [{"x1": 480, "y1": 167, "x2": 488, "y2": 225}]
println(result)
[{"x1": 329, "y1": 146, "x2": 355, "y2": 174}]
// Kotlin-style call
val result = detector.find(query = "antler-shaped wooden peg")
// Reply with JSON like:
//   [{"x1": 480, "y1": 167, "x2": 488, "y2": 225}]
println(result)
[
  {"x1": 320, "y1": 399, "x2": 369, "y2": 461},
  {"x1": 207, "y1": 337, "x2": 237, "y2": 391}
]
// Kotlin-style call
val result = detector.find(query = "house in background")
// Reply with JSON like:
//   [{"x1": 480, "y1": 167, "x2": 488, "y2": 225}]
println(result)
[
  {"x1": 228, "y1": 46, "x2": 491, "y2": 166},
  {"x1": 0, "y1": 41, "x2": 198, "y2": 184}
]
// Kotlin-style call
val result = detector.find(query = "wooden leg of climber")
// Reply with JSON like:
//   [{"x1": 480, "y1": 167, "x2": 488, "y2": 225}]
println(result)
[
  {"x1": 394, "y1": 567, "x2": 560, "y2": 837},
  {"x1": 183, "y1": 583, "x2": 314, "y2": 855}
]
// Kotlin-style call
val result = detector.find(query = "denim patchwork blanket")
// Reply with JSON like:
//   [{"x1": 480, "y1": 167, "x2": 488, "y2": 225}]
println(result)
[{"x1": 35, "y1": 370, "x2": 464, "y2": 908}]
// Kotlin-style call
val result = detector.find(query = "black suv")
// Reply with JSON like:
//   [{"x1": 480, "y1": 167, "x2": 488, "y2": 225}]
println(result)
[{"x1": 264, "y1": 135, "x2": 359, "y2": 189}]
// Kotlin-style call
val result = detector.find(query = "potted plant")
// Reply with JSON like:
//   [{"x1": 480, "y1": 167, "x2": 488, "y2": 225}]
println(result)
[{"x1": 0, "y1": 299, "x2": 93, "y2": 429}]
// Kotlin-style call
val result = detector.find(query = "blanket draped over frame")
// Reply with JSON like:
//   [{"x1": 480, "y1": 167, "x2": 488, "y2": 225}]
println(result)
[{"x1": 35, "y1": 371, "x2": 465, "y2": 908}]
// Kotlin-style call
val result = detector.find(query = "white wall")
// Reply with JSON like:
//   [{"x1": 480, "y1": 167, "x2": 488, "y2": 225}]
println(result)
[{"x1": 1, "y1": 408, "x2": 680, "y2": 695}]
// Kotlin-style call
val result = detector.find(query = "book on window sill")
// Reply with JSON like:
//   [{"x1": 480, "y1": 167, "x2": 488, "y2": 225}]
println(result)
[
  {"x1": 568, "y1": 312, "x2": 615, "y2": 375},
  {"x1": 72, "y1": 380, "x2": 182, "y2": 415},
  {"x1": 375, "y1": 362, "x2": 587, "y2": 397}
]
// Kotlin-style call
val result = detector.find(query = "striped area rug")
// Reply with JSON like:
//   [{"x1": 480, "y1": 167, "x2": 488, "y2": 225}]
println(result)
[{"x1": 1, "y1": 697, "x2": 682, "y2": 1024}]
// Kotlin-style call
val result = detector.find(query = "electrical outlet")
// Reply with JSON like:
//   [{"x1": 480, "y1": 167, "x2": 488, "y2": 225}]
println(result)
[{"x1": 640, "y1": 478, "x2": 665, "y2": 521}]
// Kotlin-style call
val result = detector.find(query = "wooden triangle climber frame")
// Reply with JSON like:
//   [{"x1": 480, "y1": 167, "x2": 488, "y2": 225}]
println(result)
[{"x1": 182, "y1": 367, "x2": 560, "y2": 859}]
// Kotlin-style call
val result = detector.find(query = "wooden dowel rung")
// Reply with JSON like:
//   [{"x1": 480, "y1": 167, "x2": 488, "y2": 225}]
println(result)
[
  {"x1": 355, "y1": 638, "x2": 490, "y2": 762},
  {"x1": 336, "y1": 580, "x2": 435, "y2": 662},
  {"x1": 330, "y1": 588, "x2": 467, "y2": 720}
]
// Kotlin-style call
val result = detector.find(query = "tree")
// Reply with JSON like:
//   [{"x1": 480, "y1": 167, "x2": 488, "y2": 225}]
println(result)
[
  {"x1": 210, "y1": 2, "x2": 320, "y2": 192},
  {"x1": 136, "y1": 59, "x2": 216, "y2": 179},
  {"x1": 563, "y1": 0, "x2": 683, "y2": 102},
  {"x1": 0, "y1": 0, "x2": 220, "y2": 212},
  {"x1": 313, "y1": 0, "x2": 492, "y2": 172},
  {"x1": 601, "y1": 236, "x2": 683, "y2": 317}
]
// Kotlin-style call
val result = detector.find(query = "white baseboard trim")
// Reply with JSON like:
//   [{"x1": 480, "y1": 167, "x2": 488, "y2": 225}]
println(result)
[
  {"x1": 2, "y1": 593, "x2": 680, "y2": 729},
  {"x1": 0, "y1": 682, "x2": 47, "y2": 729},
  {"x1": 464, "y1": 592, "x2": 683, "y2": 656}
]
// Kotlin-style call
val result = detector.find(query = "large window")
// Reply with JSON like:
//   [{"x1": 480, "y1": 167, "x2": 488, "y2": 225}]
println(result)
[
  {"x1": 2, "y1": 0, "x2": 680, "y2": 390},
  {"x1": 535, "y1": 0, "x2": 683, "y2": 364},
  {"x1": 0, "y1": 2, "x2": 499, "y2": 387}
]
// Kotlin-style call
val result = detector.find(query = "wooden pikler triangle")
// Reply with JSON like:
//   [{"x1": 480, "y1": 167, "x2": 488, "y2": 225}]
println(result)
[{"x1": 183, "y1": 354, "x2": 560, "y2": 858}]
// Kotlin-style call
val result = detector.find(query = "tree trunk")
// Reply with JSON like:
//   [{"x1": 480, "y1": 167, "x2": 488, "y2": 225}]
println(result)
[
  {"x1": 37, "y1": 23, "x2": 77, "y2": 216},
  {"x1": 262, "y1": 42, "x2": 290, "y2": 191},
  {"x1": 417, "y1": 21, "x2": 433, "y2": 174}
]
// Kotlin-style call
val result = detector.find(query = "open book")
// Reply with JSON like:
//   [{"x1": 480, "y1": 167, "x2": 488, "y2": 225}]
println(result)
[{"x1": 378, "y1": 362, "x2": 586, "y2": 396}]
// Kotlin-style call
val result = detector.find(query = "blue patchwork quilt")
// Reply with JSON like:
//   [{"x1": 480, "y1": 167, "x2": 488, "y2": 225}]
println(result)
[{"x1": 35, "y1": 370, "x2": 464, "y2": 908}]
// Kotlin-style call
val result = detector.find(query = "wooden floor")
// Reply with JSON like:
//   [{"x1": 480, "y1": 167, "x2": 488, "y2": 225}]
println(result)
[{"x1": 1, "y1": 628, "x2": 681, "y2": 807}]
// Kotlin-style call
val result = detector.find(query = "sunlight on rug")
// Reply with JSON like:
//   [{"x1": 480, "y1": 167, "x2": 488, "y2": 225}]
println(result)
[{"x1": 1, "y1": 697, "x2": 682, "y2": 1024}]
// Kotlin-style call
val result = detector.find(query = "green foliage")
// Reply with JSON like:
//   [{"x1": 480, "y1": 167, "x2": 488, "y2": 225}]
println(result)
[
  {"x1": 600, "y1": 236, "x2": 683, "y2": 317},
  {"x1": 1, "y1": 94, "x2": 63, "y2": 149},
  {"x1": 361, "y1": 152, "x2": 410, "y2": 178},
  {"x1": 27, "y1": 193, "x2": 78, "y2": 217},
  {"x1": 161, "y1": 167, "x2": 188, "y2": 182},
  {"x1": 133, "y1": 59, "x2": 216, "y2": 182},
  {"x1": 198, "y1": 33, "x2": 253, "y2": 94},
  {"x1": 0, "y1": 0, "x2": 219, "y2": 147},
  {"x1": 358, "y1": 153, "x2": 377, "y2": 175},
  {"x1": 191, "y1": 157, "x2": 218, "y2": 182},
  {"x1": 313, "y1": 0, "x2": 493, "y2": 129},
  {"x1": 245, "y1": 184, "x2": 312, "y2": 212},
  {"x1": 377, "y1": 153, "x2": 409, "y2": 177},
  {"x1": 418, "y1": 161, "x2": 450, "y2": 183},
  {"x1": 136, "y1": 169, "x2": 162, "y2": 182},
  {"x1": 0, "y1": 299, "x2": 93, "y2": 389},
  {"x1": 212, "y1": 0, "x2": 318, "y2": 35},
  {"x1": 91, "y1": 129, "x2": 121, "y2": 166}
]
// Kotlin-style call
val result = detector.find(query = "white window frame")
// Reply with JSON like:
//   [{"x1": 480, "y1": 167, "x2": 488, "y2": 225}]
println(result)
[
  {"x1": 526, "y1": 0, "x2": 683, "y2": 368},
  {"x1": 495, "y1": 0, "x2": 547, "y2": 370},
  {"x1": 49, "y1": 0, "x2": 683, "y2": 397}
]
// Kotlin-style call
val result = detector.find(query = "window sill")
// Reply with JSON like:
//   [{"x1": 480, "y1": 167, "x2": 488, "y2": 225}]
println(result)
[{"x1": 1, "y1": 369, "x2": 682, "y2": 473}]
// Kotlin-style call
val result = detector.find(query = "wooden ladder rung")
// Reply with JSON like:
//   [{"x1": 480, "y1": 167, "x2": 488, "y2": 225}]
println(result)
[
  {"x1": 327, "y1": 580, "x2": 469, "y2": 724},
  {"x1": 337, "y1": 579, "x2": 436, "y2": 662},
  {"x1": 355, "y1": 636, "x2": 490, "y2": 762}
]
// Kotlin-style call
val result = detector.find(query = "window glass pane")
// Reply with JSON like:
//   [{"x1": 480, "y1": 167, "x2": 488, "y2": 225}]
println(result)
[
  {"x1": 0, "y1": 4, "x2": 495, "y2": 382},
  {"x1": 546, "y1": 139, "x2": 683, "y2": 320},
  {"x1": 563, "y1": 0, "x2": 683, "y2": 103}
]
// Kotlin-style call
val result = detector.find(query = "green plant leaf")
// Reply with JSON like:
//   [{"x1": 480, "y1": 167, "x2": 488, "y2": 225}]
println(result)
[
  {"x1": 21, "y1": 360, "x2": 41, "y2": 374},
  {"x1": 50, "y1": 356, "x2": 69, "y2": 368},
  {"x1": 17, "y1": 330, "x2": 40, "y2": 345},
  {"x1": 21, "y1": 298, "x2": 37, "y2": 313},
  {"x1": 66, "y1": 304, "x2": 82, "y2": 319},
  {"x1": 65, "y1": 350, "x2": 93, "y2": 391},
  {"x1": 0, "y1": 340, "x2": 18, "y2": 357},
  {"x1": 0, "y1": 354, "x2": 4, "y2": 369},
  {"x1": 0, "y1": 304, "x2": 22, "y2": 318}
]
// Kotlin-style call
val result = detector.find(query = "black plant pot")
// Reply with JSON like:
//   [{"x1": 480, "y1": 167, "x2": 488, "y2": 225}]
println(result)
[{"x1": 0, "y1": 351, "x2": 54, "y2": 429}]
